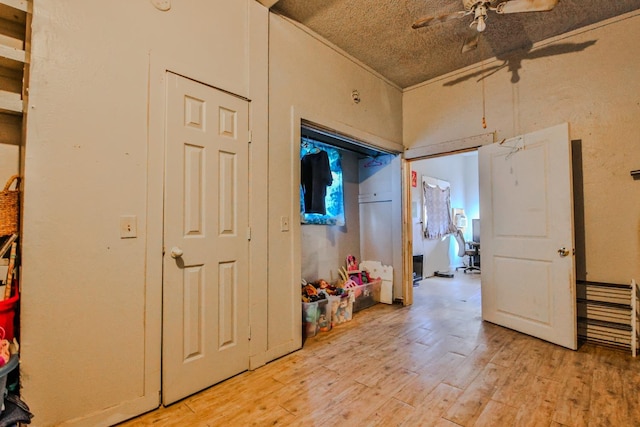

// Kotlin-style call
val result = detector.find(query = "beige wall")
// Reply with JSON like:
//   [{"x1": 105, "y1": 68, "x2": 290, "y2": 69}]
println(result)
[
  {"x1": 20, "y1": 1, "x2": 268, "y2": 425},
  {"x1": 268, "y1": 14, "x2": 403, "y2": 359},
  {"x1": 404, "y1": 12, "x2": 640, "y2": 285}
]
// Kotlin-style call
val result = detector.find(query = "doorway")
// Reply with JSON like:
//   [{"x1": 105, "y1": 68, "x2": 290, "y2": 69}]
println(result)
[
  {"x1": 405, "y1": 123, "x2": 577, "y2": 350},
  {"x1": 409, "y1": 150, "x2": 480, "y2": 281}
]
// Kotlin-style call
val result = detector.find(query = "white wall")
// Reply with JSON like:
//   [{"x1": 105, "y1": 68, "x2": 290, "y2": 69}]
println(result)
[
  {"x1": 20, "y1": 1, "x2": 268, "y2": 425},
  {"x1": 268, "y1": 14, "x2": 403, "y2": 359},
  {"x1": 404, "y1": 12, "x2": 640, "y2": 285}
]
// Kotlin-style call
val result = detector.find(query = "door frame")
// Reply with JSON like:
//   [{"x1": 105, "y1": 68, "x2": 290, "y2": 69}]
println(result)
[{"x1": 402, "y1": 133, "x2": 496, "y2": 305}]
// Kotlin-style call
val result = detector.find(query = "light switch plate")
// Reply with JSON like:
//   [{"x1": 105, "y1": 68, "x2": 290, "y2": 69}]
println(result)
[
  {"x1": 280, "y1": 216, "x2": 290, "y2": 231},
  {"x1": 120, "y1": 215, "x2": 137, "y2": 239}
]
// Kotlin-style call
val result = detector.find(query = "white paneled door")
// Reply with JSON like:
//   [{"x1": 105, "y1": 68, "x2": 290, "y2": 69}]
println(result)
[
  {"x1": 479, "y1": 123, "x2": 577, "y2": 350},
  {"x1": 163, "y1": 72, "x2": 250, "y2": 404}
]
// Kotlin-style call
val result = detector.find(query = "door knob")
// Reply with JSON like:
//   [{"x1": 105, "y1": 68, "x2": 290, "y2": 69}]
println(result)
[
  {"x1": 557, "y1": 247, "x2": 570, "y2": 257},
  {"x1": 170, "y1": 246, "x2": 184, "y2": 259}
]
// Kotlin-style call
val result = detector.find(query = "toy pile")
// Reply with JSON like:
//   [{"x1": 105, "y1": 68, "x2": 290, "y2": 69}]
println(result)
[
  {"x1": 300, "y1": 254, "x2": 376, "y2": 303},
  {"x1": 300, "y1": 278, "x2": 346, "y2": 303},
  {"x1": 301, "y1": 255, "x2": 383, "y2": 340}
]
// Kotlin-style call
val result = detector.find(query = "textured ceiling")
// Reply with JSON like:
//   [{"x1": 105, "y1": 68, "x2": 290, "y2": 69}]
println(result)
[{"x1": 271, "y1": 0, "x2": 640, "y2": 88}]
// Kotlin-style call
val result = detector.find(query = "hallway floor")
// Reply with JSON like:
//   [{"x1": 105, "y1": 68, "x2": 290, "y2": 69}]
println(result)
[{"x1": 119, "y1": 273, "x2": 640, "y2": 426}]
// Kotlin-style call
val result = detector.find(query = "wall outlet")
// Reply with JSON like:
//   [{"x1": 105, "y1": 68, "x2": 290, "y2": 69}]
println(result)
[{"x1": 120, "y1": 215, "x2": 137, "y2": 239}]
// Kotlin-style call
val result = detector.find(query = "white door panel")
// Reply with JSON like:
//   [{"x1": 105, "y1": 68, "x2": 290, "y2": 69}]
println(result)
[
  {"x1": 479, "y1": 123, "x2": 576, "y2": 350},
  {"x1": 163, "y1": 72, "x2": 250, "y2": 404}
]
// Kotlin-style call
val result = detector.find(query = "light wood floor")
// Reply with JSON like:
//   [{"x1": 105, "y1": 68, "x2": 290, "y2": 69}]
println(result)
[{"x1": 119, "y1": 273, "x2": 640, "y2": 426}]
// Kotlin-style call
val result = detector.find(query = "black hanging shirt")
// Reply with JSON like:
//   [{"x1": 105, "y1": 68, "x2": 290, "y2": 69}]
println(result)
[{"x1": 301, "y1": 150, "x2": 333, "y2": 214}]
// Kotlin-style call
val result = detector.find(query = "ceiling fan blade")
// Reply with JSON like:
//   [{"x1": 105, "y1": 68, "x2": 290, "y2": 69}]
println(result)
[
  {"x1": 496, "y1": 0, "x2": 559, "y2": 14},
  {"x1": 461, "y1": 33, "x2": 480, "y2": 53},
  {"x1": 412, "y1": 11, "x2": 467, "y2": 29}
]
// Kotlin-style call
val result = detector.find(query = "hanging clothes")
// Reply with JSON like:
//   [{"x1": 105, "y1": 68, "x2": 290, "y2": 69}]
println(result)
[
  {"x1": 301, "y1": 149, "x2": 333, "y2": 214},
  {"x1": 423, "y1": 183, "x2": 458, "y2": 239}
]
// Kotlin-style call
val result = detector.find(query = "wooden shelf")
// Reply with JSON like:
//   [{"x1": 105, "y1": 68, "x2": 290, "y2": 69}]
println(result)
[
  {"x1": 0, "y1": 2, "x2": 27, "y2": 48},
  {"x1": 0, "y1": 0, "x2": 29, "y2": 13},
  {"x1": 0, "y1": 0, "x2": 27, "y2": 113},
  {"x1": 0, "y1": 44, "x2": 25, "y2": 66},
  {"x1": 0, "y1": 89, "x2": 21, "y2": 113}
]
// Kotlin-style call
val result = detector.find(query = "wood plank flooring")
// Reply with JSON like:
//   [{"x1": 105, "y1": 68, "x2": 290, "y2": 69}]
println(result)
[{"x1": 118, "y1": 273, "x2": 640, "y2": 426}]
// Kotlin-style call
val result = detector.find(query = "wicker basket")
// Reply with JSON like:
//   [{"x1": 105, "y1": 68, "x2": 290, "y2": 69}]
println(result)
[{"x1": 0, "y1": 175, "x2": 19, "y2": 237}]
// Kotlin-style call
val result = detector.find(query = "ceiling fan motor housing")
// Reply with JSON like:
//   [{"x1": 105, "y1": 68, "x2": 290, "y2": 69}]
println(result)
[{"x1": 463, "y1": 0, "x2": 492, "y2": 11}]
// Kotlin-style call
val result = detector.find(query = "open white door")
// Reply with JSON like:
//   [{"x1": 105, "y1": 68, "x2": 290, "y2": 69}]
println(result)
[
  {"x1": 163, "y1": 73, "x2": 250, "y2": 403},
  {"x1": 479, "y1": 123, "x2": 576, "y2": 350}
]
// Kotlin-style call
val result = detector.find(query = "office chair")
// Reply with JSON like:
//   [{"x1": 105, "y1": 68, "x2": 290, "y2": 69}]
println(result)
[{"x1": 454, "y1": 229, "x2": 480, "y2": 274}]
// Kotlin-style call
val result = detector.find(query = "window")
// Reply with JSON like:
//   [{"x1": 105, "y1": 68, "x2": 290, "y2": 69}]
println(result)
[{"x1": 300, "y1": 138, "x2": 345, "y2": 226}]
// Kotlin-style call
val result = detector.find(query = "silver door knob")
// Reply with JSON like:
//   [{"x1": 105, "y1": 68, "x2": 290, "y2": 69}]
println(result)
[
  {"x1": 557, "y1": 247, "x2": 570, "y2": 257},
  {"x1": 170, "y1": 246, "x2": 184, "y2": 259}
]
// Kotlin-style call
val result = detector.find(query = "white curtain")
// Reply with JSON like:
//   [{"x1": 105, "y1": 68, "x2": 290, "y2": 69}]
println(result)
[{"x1": 423, "y1": 182, "x2": 457, "y2": 240}]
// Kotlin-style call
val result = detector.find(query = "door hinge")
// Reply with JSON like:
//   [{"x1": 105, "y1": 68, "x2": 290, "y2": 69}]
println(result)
[
  {"x1": 247, "y1": 227, "x2": 252, "y2": 241},
  {"x1": 248, "y1": 325, "x2": 252, "y2": 341},
  {"x1": 248, "y1": 130, "x2": 252, "y2": 143}
]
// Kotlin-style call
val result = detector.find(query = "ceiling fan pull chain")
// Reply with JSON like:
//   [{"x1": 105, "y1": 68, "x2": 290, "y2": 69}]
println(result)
[
  {"x1": 482, "y1": 73, "x2": 487, "y2": 129},
  {"x1": 481, "y1": 41, "x2": 487, "y2": 129}
]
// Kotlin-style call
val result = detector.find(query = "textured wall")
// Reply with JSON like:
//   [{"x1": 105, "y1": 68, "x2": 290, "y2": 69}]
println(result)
[{"x1": 404, "y1": 12, "x2": 640, "y2": 284}]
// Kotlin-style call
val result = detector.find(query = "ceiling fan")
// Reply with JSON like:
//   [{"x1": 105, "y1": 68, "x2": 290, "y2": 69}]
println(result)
[{"x1": 412, "y1": 0, "x2": 559, "y2": 52}]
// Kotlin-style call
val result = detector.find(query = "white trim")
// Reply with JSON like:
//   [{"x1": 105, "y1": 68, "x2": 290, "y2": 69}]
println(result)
[{"x1": 404, "y1": 131, "x2": 496, "y2": 160}]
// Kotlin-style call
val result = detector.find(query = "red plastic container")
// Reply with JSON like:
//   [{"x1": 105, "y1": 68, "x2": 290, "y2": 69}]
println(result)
[{"x1": 0, "y1": 291, "x2": 18, "y2": 340}]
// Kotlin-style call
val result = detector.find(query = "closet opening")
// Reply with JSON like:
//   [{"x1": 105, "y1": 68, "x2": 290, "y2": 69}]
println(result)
[{"x1": 298, "y1": 121, "x2": 403, "y2": 329}]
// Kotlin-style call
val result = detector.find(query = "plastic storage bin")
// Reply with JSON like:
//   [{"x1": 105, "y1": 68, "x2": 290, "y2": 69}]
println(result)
[
  {"x1": 302, "y1": 299, "x2": 331, "y2": 339},
  {"x1": 328, "y1": 293, "x2": 353, "y2": 325},
  {"x1": 351, "y1": 279, "x2": 382, "y2": 312},
  {"x1": 0, "y1": 354, "x2": 18, "y2": 413}
]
